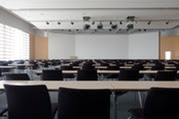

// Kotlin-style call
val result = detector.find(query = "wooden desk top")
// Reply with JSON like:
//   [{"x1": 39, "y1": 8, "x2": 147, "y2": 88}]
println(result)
[
  {"x1": 8, "y1": 64, "x2": 34, "y2": 66},
  {"x1": 34, "y1": 70, "x2": 179, "y2": 75},
  {"x1": 1, "y1": 81, "x2": 179, "y2": 91},
  {"x1": 0, "y1": 66, "x2": 15, "y2": 69}
]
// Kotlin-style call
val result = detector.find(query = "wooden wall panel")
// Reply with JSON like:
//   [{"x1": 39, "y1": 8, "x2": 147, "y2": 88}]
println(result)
[
  {"x1": 30, "y1": 35, "x2": 35, "y2": 59},
  {"x1": 29, "y1": 35, "x2": 48, "y2": 60},
  {"x1": 160, "y1": 35, "x2": 179, "y2": 59},
  {"x1": 34, "y1": 36, "x2": 48, "y2": 59}
]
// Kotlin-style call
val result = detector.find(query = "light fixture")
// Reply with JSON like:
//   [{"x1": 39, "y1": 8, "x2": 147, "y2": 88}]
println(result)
[
  {"x1": 109, "y1": 29, "x2": 112, "y2": 31},
  {"x1": 71, "y1": 21, "x2": 74, "y2": 25},
  {"x1": 147, "y1": 21, "x2": 151, "y2": 25},
  {"x1": 120, "y1": 21, "x2": 122, "y2": 25},
  {"x1": 97, "y1": 22, "x2": 103, "y2": 29},
  {"x1": 109, "y1": 21, "x2": 112, "y2": 25},
  {"x1": 57, "y1": 21, "x2": 61, "y2": 25},
  {"x1": 166, "y1": 21, "x2": 169, "y2": 25},
  {"x1": 76, "y1": 29, "x2": 79, "y2": 32},
  {"x1": 92, "y1": 21, "x2": 95, "y2": 25},
  {"x1": 46, "y1": 21, "x2": 49, "y2": 25}
]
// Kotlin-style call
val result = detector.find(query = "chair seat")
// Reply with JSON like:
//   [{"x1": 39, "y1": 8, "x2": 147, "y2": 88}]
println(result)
[
  {"x1": 128, "y1": 108, "x2": 144, "y2": 118},
  {"x1": 0, "y1": 107, "x2": 7, "y2": 116}
]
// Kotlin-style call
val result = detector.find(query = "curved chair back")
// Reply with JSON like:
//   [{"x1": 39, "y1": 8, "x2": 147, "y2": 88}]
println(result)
[
  {"x1": 58, "y1": 87, "x2": 111, "y2": 119},
  {"x1": 4, "y1": 85, "x2": 52, "y2": 119},
  {"x1": 42, "y1": 70, "x2": 63, "y2": 80},
  {"x1": 143, "y1": 88, "x2": 179, "y2": 119},
  {"x1": 154, "y1": 70, "x2": 176, "y2": 81},
  {"x1": 5, "y1": 73, "x2": 30, "y2": 80},
  {"x1": 118, "y1": 70, "x2": 139, "y2": 81},
  {"x1": 76, "y1": 70, "x2": 98, "y2": 81}
]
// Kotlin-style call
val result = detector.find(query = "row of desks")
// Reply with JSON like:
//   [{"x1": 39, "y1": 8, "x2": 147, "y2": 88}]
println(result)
[
  {"x1": 0, "y1": 81, "x2": 179, "y2": 91},
  {"x1": 35, "y1": 70, "x2": 179, "y2": 75}
]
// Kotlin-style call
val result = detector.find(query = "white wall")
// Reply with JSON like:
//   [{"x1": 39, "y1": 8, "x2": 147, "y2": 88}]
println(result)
[
  {"x1": 48, "y1": 33, "x2": 75, "y2": 59},
  {"x1": 48, "y1": 32, "x2": 159, "y2": 59},
  {"x1": 128, "y1": 32, "x2": 159, "y2": 59},
  {"x1": 0, "y1": 6, "x2": 34, "y2": 34},
  {"x1": 75, "y1": 34, "x2": 128, "y2": 59}
]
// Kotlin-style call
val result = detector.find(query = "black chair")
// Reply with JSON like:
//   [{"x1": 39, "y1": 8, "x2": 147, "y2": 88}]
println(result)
[
  {"x1": 82, "y1": 65, "x2": 95, "y2": 70},
  {"x1": 5, "y1": 73, "x2": 30, "y2": 80},
  {"x1": 154, "y1": 70, "x2": 176, "y2": 81},
  {"x1": 128, "y1": 87, "x2": 179, "y2": 119},
  {"x1": 76, "y1": 70, "x2": 98, "y2": 81},
  {"x1": 4, "y1": 84, "x2": 57, "y2": 119},
  {"x1": 42, "y1": 70, "x2": 63, "y2": 80},
  {"x1": 58, "y1": 87, "x2": 111, "y2": 119},
  {"x1": 118, "y1": 70, "x2": 140, "y2": 81}
]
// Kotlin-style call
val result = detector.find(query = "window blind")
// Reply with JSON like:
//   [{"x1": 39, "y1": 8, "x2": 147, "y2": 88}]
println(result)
[{"x1": 0, "y1": 23, "x2": 29, "y2": 60}]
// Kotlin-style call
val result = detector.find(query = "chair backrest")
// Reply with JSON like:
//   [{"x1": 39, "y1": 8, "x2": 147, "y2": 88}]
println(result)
[
  {"x1": 154, "y1": 70, "x2": 176, "y2": 81},
  {"x1": 118, "y1": 70, "x2": 139, "y2": 81},
  {"x1": 143, "y1": 87, "x2": 179, "y2": 119},
  {"x1": 107, "y1": 66, "x2": 120, "y2": 70},
  {"x1": 58, "y1": 87, "x2": 111, "y2": 119},
  {"x1": 42, "y1": 70, "x2": 63, "y2": 80},
  {"x1": 5, "y1": 73, "x2": 30, "y2": 80},
  {"x1": 4, "y1": 84, "x2": 52, "y2": 119},
  {"x1": 76, "y1": 70, "x2": 98, "y2": 81},
  {"x1": 82, "y1": 65, "x2": 95, "y2": 70},
  {"x1": 61, "y1": 66, "x2": 73, "y2": 70}
]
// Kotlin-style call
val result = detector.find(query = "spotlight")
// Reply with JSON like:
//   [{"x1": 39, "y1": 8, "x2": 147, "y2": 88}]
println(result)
[
  {"x1": 46, "y1": 21, "x2": 49, "y2": 25},
  {"x1": 83, "y1": 24, "x2": 90, "y2": 30},
  {"x1": 71, "y1": 21, "x2": 74, "y2": 25},
  {"x1": 120, "y1": 21, "x2": 122, "y2": 25},
  {"x1": 147, "y1": 21, "x2": 151, "y2": 25},
  {"x1": 109, "y1": 21, "x2": 113, "y2": 25},
  {"x1": 109, "y1": 29, "x2": 112, "y2": 31},
  {"x1": 69, "y1": 29, "x2": 71, "y2": 32},
  {"x1": 166, "y1": 21, "x2": 169, "y2": 25},
  {"x1": 111, "y1": 24, "x2": 118, "y2": 29},
  {"x1": 57, "y1": 21, "x2": 61, "y2": 25},
  {"x1": 92, "y1": 21, "x2": 95, "y2": 25},
  {"x1": 76, "y1": 29, "x2": 79, "y2": 32},
  {"x1": 97, "y1": 22, "x2": 103, "y2": 29}
]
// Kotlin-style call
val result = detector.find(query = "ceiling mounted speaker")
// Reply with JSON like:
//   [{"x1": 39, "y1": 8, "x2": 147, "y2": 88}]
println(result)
[
  {"x1": 126, "y1": 16, "x2": 136, "y2": 31},
  {"x1": 83, "y1": 16, "x2": 91, "y2": 21}
]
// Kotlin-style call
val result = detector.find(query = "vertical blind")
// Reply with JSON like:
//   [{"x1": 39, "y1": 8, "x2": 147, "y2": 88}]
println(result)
[{"x1": 0, "y1": 23, "x2": 29, "y2": 60}]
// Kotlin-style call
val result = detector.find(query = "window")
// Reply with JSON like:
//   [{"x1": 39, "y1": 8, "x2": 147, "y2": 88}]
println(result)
[{"x1": 0, "y1": 23, "x2": 29, "y2": 60}]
